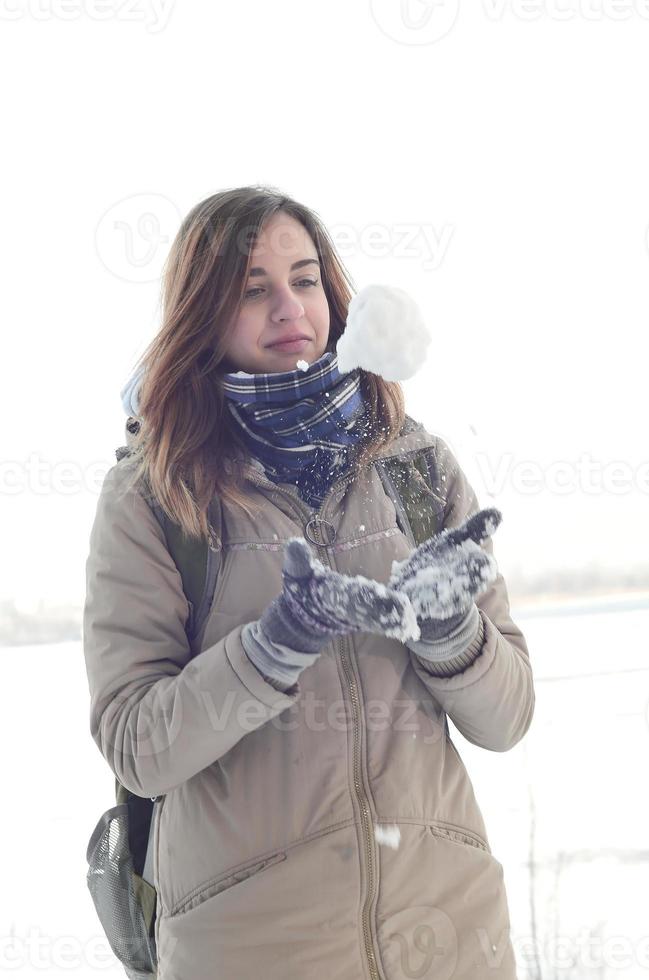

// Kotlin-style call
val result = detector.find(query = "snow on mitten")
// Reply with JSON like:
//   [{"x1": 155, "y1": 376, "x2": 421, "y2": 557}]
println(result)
[
  {"x1": 242, "y1": 537, "x2": 420, "y2": 691},
  {"x1": 266, "y1": 537, "x2": 420, "y2": 644},
  {"x1": 388, "y1": 509, "x2": 502, "y2": 656}
]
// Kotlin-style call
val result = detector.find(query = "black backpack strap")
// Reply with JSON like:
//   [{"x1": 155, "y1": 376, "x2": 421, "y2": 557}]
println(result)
[
  {"x1": 161, "y1": 517, "x2": 209, "y2": 615},
  {"x1": 113, "y1": 429, "x2": 222, "y2": 647},
  {"x1": 147, "y1": 496, "x2": 222, "y2": 647}
]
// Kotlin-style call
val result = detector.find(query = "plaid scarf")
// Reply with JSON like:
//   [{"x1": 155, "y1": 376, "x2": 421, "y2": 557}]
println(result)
[{"x1": 220, "y1": 350, "x2": 371, "y2": 508}]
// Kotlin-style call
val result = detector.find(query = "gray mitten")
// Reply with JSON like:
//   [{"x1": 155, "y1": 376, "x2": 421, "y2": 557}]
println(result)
[
  {"x1": 388, "y1": 508, "x2": 502, "y2": 661},
  {"x1": 241, "y1": 536, "x2": 420, "y2": 690}
]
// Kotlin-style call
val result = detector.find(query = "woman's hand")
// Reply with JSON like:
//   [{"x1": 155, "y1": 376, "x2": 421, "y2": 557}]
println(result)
[
  {"x1": 273, "y1": 537, "x2": 420, "y2": 643},
  {"x1": 387, "y1": 508, "x2": 502, "y2": 640},
  {"x1": 244, "y1": 537, "x2": 421, "y2": 692}
]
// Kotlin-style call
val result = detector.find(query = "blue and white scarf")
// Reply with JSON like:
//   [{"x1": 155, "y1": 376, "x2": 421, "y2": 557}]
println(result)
[{"x1": 220, "y1": 350, "x2": 372, "y2": 508}]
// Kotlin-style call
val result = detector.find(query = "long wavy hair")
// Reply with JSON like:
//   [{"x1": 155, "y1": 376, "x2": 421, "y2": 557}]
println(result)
[{"x1": 122, "y1": 185, "x2": 406, "y2": 539}]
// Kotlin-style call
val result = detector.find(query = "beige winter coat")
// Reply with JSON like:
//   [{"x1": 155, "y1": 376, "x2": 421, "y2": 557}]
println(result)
[{"x1": 83, "y1": 418, "x2": 535, "y2": 980}]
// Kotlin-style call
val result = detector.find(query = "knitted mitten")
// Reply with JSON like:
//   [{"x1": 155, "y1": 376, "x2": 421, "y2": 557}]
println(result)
[
  {"x1": 241, "y1": 536, "x2": 420, "y2": 691},
  {"x1": 388, "y1": 508, "x2": 501, "y2": 663}
]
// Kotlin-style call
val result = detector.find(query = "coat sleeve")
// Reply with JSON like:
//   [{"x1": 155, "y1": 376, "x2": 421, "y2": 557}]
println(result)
[
  {"x1": 409, "y1": 435, "x2": 536, "y2": 753},
  {"x1": 82, "y1": 461, "x2": 301, "y2": 799}
]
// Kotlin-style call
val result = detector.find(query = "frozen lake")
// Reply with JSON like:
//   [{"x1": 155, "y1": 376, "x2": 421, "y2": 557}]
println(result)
[{"x1": 1, "y1": 595, "x2": 648, "y2": 978}]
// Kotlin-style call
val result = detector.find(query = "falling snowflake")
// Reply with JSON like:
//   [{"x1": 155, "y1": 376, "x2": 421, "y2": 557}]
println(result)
[{"x1": 374, "y1": 824, "x2": 401, "y2": 850}]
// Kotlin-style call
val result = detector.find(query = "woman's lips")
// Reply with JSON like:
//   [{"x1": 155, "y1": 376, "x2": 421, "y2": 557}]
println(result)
[{"x1": 267, "y1": 338, "x2": 311, "y2": 353}]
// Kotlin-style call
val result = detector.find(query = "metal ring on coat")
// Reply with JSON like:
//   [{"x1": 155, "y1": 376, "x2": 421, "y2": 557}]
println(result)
[{"x1": 304, "y1": 517, "x2": 337, "y2": 546}]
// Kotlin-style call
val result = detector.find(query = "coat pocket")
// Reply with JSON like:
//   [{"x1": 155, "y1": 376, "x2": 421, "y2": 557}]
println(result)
[
  {"x1": 428, "y1": 820, "x2": 491, "y2": 854},
  {"x1": 169, "y1": 850, "x2": 288, "y2": 918}
]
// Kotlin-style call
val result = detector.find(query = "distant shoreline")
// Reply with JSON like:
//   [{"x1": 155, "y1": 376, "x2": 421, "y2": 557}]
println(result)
[
  {"x1": 511, "y1": 588, "x2": 649, "y2": 619},
  {"x1": 2, "y1": 587, "x2": 649, "y2": 645}
]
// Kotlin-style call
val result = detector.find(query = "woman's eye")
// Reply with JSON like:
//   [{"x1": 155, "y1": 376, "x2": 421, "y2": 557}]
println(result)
[{"x1": 244, "y1": 278, "x2": 319, "y2": 300}]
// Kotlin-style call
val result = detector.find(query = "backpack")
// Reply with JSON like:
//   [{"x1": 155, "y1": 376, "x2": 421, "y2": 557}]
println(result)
[{"x1": 85, "y1": 415, "x2": 444, "y2": 979}]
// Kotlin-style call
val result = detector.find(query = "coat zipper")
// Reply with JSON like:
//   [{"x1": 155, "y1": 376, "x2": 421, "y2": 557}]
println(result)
[{"x1": 244, "y1": 465, "x2": 381, "y2": 980}]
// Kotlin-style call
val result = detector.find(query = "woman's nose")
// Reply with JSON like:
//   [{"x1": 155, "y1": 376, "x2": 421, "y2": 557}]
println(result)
[{"x1": 271, "y1": 289, "x2": 305, "y2": 321}]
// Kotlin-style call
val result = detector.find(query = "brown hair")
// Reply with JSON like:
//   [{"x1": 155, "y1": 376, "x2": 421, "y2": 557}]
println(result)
[{"x1": 122, "y1": 184, "x2": 405, "y2": 539}]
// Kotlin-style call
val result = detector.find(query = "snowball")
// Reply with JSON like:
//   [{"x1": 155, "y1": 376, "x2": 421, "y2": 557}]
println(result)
[
  {"x1": 335, "y1": 284, "x2": 431, "y2": 381},
  {"x1": 374, "y1": 824, "x2": 401, "y2": 850}
]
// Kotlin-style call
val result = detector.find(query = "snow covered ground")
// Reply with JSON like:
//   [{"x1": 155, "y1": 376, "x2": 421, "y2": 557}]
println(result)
[
  {"x1": 462, "y1": 595, "x2": 649, "y2": 979},
  {"x1": 1, "y1": 595, "x2": 647, "y2": 978}
]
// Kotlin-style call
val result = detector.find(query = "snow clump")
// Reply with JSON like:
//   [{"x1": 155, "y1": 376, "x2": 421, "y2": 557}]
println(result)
[
  {"x1": 336, "y1": 283, "x2": 431, "y2": 381},
  {"x1": 374, "y1": 824, "x2": 401, "y2": 850}
]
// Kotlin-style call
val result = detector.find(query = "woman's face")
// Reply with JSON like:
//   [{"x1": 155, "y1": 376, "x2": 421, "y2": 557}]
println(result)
[{"x1": 222, "y1": 212, "x2": 331, "y2": 374}]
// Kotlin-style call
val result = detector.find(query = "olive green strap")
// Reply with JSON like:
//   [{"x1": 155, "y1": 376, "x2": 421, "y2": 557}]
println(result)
[
  {"x1": 382, "y1": 449, "x2": 443, "y2": 547},
  {"x1": 163, "y1": 521, "x2": 208, "y2": 613}
]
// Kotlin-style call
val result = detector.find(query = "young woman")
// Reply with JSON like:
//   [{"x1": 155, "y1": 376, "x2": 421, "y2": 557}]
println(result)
[{"x1": 83, "y1": 186, "x2": 535, "y2": 980}]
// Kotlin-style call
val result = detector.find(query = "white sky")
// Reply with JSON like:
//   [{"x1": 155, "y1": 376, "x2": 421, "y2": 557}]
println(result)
[{"x1": 1, "y1": 0, "x2": 649, "y2": 607}]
